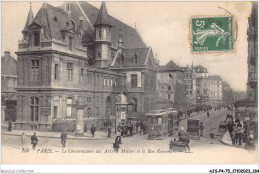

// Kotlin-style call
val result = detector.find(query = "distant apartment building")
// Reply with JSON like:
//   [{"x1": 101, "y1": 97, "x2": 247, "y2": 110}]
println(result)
[
  {"x1": 1, "y1": 51, "x2": 17, "y2": 122},
  {"x1": 192, "y1": 65, "x2": 209, "y2": 105},
  {"x1": 183, "y1": 66, "x2": 196, "y2": 105},
  {"x1": 157, "y1": 60, "x2": 185, "y2": 109},
  {"x1": 222, "y1": 81, "x2": 233, "y2": 106},
  {"x1": 208, "y1": 75, "x2": 223, "y2": 107}
]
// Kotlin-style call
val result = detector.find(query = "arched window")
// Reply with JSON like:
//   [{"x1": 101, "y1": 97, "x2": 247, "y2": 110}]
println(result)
[
  {"x1": 128, "y1": 98, "x2": 137, "y2": 113},
  {"x1": 105, "y1": 96, "x2": 111, "y2": 104},
  {"x1": 30, "y1": 97, "x2": 39, "y2": 121}
]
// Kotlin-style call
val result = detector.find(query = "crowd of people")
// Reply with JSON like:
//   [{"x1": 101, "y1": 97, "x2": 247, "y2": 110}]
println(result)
[{"x1": 227, "y1": 118, "x2": 249, "y2": 146}]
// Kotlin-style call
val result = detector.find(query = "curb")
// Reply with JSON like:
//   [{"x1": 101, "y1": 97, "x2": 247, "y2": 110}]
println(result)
[
  {"x1": 2, "y1": 133, "x2": 111, "y2": 141},
  {"x1": 220, "y1": 132, "x2": 246, "y2": 149}
]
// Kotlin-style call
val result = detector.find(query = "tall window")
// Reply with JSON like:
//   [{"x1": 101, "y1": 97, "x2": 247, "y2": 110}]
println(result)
[
  {"x1": 66, "y1": 98, "x2": 72, "y2": 117},
  {"x1": 67, "y1": 62, "x2": 73, "y2": 81},
  {"x1": 104, "y1": 76, "x2": 107, "y2": 86},
  {"x1": 98, "y1": 30, "x2": 102, "y2": 39},
  {"x1": 131, "y1": 74, "x2": 137, "y2": 87},
  {"x1": 87, "y1": 108, "x2": 92, "y2": 117},
  {"x1": 31, "y1": 60, "x2": 39, "y2": 81},
  {"x1": 69, "y1": 37, "x2": 73, "y2": 50},
  {"x1": 30, "y1": 97, "x2": 39, "y2": 122},
  {"x1": 80, "y1": 68, "x2": 84, "y2": 83},
  {"x1": 87, "y1": 97, "x2": 92, "y2": 103},
  {"x1": 54, "y1": 106, "x2": 58, "y2": 119},
  {"x1": 87, "y1": 73, "x2": 92, "y2": 84},
  {"x1": 54, "y1": 64, "x2": 58, "y2": 80},
  {"x1": 33, "y1": 32, "x2": 40, "y2": 46},
  {"x1": 96, "y1": 107, "x2": 100, "y2": 116}
]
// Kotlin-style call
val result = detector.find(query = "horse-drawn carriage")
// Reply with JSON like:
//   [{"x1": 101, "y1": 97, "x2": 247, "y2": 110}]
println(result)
[{"x1": 187, "y1": 119, "x2": 200, "y2": 140}]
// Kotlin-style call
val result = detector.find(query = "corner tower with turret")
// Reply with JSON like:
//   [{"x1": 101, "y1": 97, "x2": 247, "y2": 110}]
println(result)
[{"x1": 94, "y1": 2, "x2": 112, "y2": 69}]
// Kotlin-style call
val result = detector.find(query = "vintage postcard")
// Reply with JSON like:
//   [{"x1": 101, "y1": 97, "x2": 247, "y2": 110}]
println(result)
[{"x1": 1, "y1": 1, "x2": 258, "y2": 167}]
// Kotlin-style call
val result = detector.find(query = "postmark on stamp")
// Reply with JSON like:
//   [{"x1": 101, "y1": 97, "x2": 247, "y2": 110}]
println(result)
[{"x1": 190, "y1": 16, "x2": 234, "y2": 53}]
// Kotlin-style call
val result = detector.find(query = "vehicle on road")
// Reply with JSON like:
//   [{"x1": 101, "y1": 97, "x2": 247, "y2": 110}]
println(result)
[
  {"x1": 187, "y1": 119, "x2": 200, "y2": 140},
  {"x1": 145, "y1": 108, "x2": 179, "y2": 140}
]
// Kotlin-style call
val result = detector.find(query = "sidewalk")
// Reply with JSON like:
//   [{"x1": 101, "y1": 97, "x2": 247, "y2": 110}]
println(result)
[
  {"x1": 220, "y1": 131, "x2": 246, "y2": 149},
  {"x1": 2, "y1": 128, "x2": 114, "y2": 140}
]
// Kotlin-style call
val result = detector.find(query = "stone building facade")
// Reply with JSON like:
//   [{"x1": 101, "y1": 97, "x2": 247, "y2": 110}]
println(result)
[
  {"x1": 1, "y1": 51, "x2": 17, "y2": 122},
  {"x1": 157, "y1": 60, "x2": 185, "y2": 110},
  {"x1": 208, "y1": 75, "x2": 223, "y2": 107},
  {"x1": 192, "y1": 65, "x2": 209, "y2": 105},
  {"x1": 14, "y1": 2, "x2": 158, "y2": 130}
]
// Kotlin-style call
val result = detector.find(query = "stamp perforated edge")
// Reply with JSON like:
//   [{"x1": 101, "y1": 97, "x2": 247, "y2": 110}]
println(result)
[{"x1": 189, "y1": 15, "x2": 237, "y2": 54}]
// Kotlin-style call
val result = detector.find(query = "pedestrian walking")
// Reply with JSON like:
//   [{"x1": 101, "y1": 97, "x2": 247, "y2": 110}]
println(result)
[
  {"x1": 207, "y1": 111, "x2": 209, "y2": 118},
  {"x1": 7, "y1": 121, "x2": 12, "y2": 131},
  {"x1": 129, "y1": 122, "x2": 133, "y2": 136},
  {"x1": 113, "y1": 135, "x2": 121, "y2": 153},
  {"x1": 71, "y1": 121, "x2": 76, "y2": 133},
  {"x1": 136, "y1": 121, "x2": 139, "y2": 133},
  {"x1": 61, "y1": 130, "x2": 67, "y2": 148},
  {"x1": 21, "y1": 132, "x2": 26, "y2": 148},
  {"x1": 107, "y1": 127, "x2": 112, "y2": 138},
  {"x1": 31, "y1": 133, "x2": 38, "y2": 150},
  {"x1": 90, "y1": 124, "x2": 96, "y2": 138},
  {"x1": 84, "y1": 120, "x2": 88, "y2": 133},
  {"x1": 237, "y1": 124, "x2": 243, "y2": 146},
  {"x1": 140, "y1": 122, "x2": 143, "y2": 135},
  {"x1": 209, "y1": 130, "x2": 214, "y2": 144},
  {"x1": 199, "y1": 122, "x2": 204, "y2": 136}
]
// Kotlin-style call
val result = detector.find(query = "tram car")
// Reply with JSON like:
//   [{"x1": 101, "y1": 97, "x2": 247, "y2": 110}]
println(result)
[{"x1": 145, "y1": 108, "x2": 179, "y2": 140}]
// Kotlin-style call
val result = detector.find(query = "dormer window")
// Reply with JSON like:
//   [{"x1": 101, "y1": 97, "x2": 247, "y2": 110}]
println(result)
[
  {"x1": 54, "y1": 16, "x2": 58, "y2": 23},
  {"x1": 71, "y1": 20, "x2": 76, "y2": 31},
  {"x1": 121, "y1": 56, "x2": 125, "y2": 64},
  {"x1": 33, "y1": 32, "x2": 40, "y2": 46},
  {"x1": 134, "y1": 54, "x2": 138, "y2": 64}
]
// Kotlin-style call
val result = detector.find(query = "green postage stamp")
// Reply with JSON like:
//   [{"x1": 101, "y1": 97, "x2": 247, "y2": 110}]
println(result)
[{"x1": 190, "y1": 16, "x2": 234, "y2": 53}]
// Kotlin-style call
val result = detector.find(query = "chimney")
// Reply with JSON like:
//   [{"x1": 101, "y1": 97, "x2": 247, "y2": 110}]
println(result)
[{"x1": 4, "y1": 51, "x2": 10, "y2": 57}]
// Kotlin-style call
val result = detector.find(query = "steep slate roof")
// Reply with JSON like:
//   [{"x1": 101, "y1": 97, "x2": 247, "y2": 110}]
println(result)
[
  {"x1": 78, "y1": 1, "x2": 146, "y2": 48},
  {"x1": 1, "y1": 53, "x2": 17, "y2": 76},
  {"x1": 159, "y1": 60, "x2": 182, "y2": 72},
  {"x1": 193, "y1": 65, "x2": 208, "y2": 73},
  {"x1": 22, "y1": 4, "x2": 34, "y2": 33},
  {"x1": 208, "y1": 75, "x2": 222, "y2": 81},
  {"x1": 31, "y1": 3, "x2": 82, "y2": 47},
  {"x1": 94, "y1": 2, "x2": 111, "y2": 26},
  {"x1": 113, "y1": 48, "x2": 149, "y2": 67}
]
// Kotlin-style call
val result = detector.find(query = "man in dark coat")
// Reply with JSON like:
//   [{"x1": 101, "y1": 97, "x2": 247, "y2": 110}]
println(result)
[
  {"x1": 107, "y1": 127, "x2": 112, "y2": 138},
  {"x1": 31, "y1": 133, "x2": 38, "y2": 150},
  {"x1": 7, "y1": 121, "x2": 12, "y2": 131},
  {"x1": 61, "y1": 130, "x2": 67, "y2": 148},
  {"x1": 90, "y1": 124, "x2": 96, "y2": 138},
  {"x1": 207, "y1": 111, "x2": 209, "y2": 118},
  {"x1": 113, "y1": 135, "x2": 121, "y2": 153}
]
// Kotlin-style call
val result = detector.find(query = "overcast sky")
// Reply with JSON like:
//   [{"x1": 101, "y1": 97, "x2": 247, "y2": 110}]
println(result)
[{"x1": 1, "y1": 1, "x2": 252, "y2": 92}]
